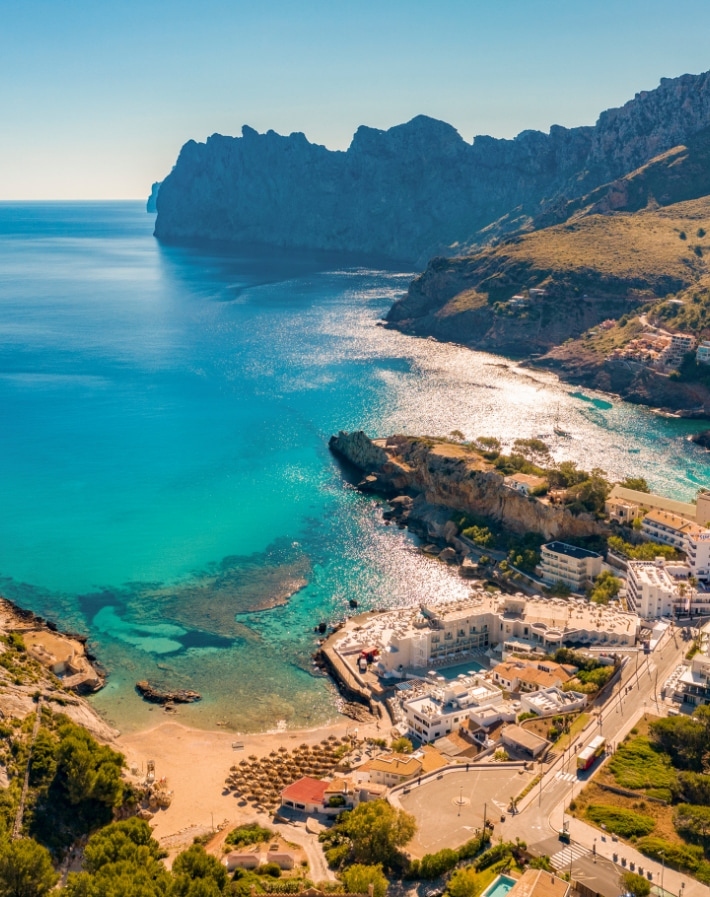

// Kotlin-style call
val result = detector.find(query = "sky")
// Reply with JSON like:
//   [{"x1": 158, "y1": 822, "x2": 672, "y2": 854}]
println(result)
[{"x1": 2, "y1": 0, "x2": 710, "y2": 200}]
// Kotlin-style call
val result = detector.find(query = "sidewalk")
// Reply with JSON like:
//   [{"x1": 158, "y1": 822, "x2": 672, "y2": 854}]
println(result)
[{"x1": 547, "y1": 700, "x2": 710, "y2": 897}]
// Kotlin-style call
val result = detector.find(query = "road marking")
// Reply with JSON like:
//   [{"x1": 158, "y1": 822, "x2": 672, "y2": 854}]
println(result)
[
  {"x1": 550, "y1": 843, "x2": 590, "y2": 871},
  {"x1": 555, "y1": 771, "x2": 577, "y2": 783}
]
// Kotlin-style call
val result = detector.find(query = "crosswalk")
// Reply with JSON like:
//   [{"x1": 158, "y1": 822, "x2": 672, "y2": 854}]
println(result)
[
  {"x1": 554, "y1": 771, "x2": 578, "y2": 783},
  {"x1": 550, "y1": 842, "x2": 590, "y2": 871}
]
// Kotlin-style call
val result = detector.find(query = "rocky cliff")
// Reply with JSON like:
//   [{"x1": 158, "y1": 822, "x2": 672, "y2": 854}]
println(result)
[
  {"x1": 146, "y1": 181, "x2": 161, "y2": 213},
  {"x1": 154, "y1": 71, "x2": 710, "y2": 263},
  {"x1": 329, "y1": 431, "x2": 604, "y2": 542}
]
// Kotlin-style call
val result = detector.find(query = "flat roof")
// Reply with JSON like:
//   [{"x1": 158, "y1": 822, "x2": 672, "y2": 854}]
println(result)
[
  {"x1": 542, "y1": 541, "x2": 601, "y2": 560},
  {"x1": 609, "y1": 485, "x2": 696, "y2": 520},
  {"x1": 500, "y1": 724, "x2": 549, "y2": 751}
]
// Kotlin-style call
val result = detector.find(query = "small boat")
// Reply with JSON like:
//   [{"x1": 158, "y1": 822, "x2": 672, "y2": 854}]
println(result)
[{"x1": 553, "y1": 404, "x2": 571, "y2": 438}]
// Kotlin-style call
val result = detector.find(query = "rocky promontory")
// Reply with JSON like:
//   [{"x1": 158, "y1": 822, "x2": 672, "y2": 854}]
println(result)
[
  {"x1": 153, "y1": 71, "x2": 710, "y2": 263},
  {"x1": 329, "y1": 431, "x2": 604, "y2": 544}
]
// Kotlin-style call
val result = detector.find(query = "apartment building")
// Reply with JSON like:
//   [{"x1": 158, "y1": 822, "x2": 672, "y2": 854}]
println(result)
[
  {"x1": 626, "y1": 560, "x2": 679, "y2": 618},
  {"x1": 538, "y1": 541, "x2": 603, "y2": 591}
]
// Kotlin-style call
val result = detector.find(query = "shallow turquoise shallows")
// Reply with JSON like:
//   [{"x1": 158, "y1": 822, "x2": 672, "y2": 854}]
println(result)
[{"x1": 1, "y1": 202, "x2": 708, "y2": 732}]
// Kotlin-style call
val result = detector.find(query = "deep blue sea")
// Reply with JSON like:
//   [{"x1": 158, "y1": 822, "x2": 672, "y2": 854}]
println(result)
[{"x1": 1, "y1": 201, "x2": 708, "y2": 733}]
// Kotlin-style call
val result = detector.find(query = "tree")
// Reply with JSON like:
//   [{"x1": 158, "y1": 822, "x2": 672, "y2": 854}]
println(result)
[
  {"x1": 0, "y1": 838, "x2": 58, "y2": 897},
  {"x1": 446, "y1": 867, "x2": 480, "y2": 897},
  {"x1": 341, "y1": 864, "x2": 389, "y2": 897},
  {"x1": 619, "y1": 477, "x2": 650, "y2": 493},
  {"x1": 674, "y1": 804, "x2": 710, "y2": 844},
  {"x1": 83, "y1": 818, "x2": 166, "y2": 873},
  {"x1": 589, "y1": 570, "x2": 622, "y2": 605},
  {"x1": 390, "y1": 737, "x2": 413, "y2": 754},
  {"x1": 621, "y1": 871, "x2": 651, "y2": 897},
  {"x1": 55, "y1": 723, "x2": 124, "y2": 809},
  {"x1": 171, "y1": 844, "x2": 228, "y2": 895},
  {"x1": 512, "y1": 438, "x2": 551, "y2": 465},
  {"x1": 339, "y1": 800, "x2": 416, "y2": 868}
]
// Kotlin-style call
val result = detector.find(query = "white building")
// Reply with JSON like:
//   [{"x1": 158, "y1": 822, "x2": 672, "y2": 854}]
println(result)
[
  {"x1": 657, "y1": 332, "x2": 696, "y2": 369},
  {"x1": 686, "y1": 530, "x2": 710, "y2": 581},
  {"x1": 538, "y1": 541, "x2": 603, "y2": 591},
  {"x1": 605, "y1": 496, "x2": 643, "y2": 525},
  {"x1": 626, "y1": 559, "x2": 679, "y2": 618},
  {"x1": 641, "y1": 508, "x2": 701, "y2": 551},
  {"x1": 402, "y1": 678, "x2": 503, "y2": 744},
  {"x1": 504, "y1": 473, "x2": 547, "y2": 496},
  {"x1": 697, "y1": 341, "x2": 710, "y2": 365},
  {"x1": 679, "y1": 645, "x2": 710, "y2": 705},
  {"x1": 519, "y1": 687, "x2": 588, "y2": 717},
  {"x1": 640, "y1": 510, "x2": 710, "y2": 582},
  {"x1": 332, "y1": 593, "x2": 639, "y2": 684}
]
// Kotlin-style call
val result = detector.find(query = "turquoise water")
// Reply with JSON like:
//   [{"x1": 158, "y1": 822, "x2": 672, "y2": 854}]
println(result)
[
  {"x1": 481, "y1": 875, "x2": 517, "y2": 897},
  {"x1": 1, "y1": 201, "x2": 709, "y2": 733}
]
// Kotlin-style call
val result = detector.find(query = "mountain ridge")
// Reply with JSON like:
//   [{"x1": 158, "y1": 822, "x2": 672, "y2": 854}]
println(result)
[{"x1": 153, "y1": 70, "x2": 710, "y2": 263}]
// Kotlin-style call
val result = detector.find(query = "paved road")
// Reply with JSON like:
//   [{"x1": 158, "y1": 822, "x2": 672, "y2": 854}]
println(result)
[{"x1": 506, "y1": 626, "x2": 710, "y2": 897}]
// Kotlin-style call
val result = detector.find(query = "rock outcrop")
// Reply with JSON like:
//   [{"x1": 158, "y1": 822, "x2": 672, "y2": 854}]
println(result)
[
  {"x1": 146, "y1": 181, "x2": 161, "y2": 213},
  {"x1": 135, "y1": 681, "x2": 201, "y2": 705},
  {"x1": 153, "y1": 71, "x2": 710, "y2": 263},
  {"x1": 329, "y1": 431, "x2": 604, "y2": 542}
]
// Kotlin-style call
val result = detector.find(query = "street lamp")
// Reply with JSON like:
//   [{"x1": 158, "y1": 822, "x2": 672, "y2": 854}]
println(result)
[
  {"x1": 458, "y1": 786, "x2": 463, "y2": 817},
  {"x1": 660, "y1": 850, "x2": 665, "y2": 895}
]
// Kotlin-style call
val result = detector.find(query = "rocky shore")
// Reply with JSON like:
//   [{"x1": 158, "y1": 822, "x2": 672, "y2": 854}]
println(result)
[
  {"x1": 0, "y1": 597, "x2": 117, "y2": 742},
  {"x1": 329, "y1": 430, "x2": 604, "y2": 562}
]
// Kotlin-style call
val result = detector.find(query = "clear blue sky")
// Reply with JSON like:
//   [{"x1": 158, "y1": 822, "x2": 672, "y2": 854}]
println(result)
[{"x1": 2, "y1": 0, "x2": 710, "y2": 199}]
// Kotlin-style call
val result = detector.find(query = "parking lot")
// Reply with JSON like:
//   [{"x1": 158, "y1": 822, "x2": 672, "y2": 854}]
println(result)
[{"x1": 397, "y1": 765, "x2": 534, "y2": 857}]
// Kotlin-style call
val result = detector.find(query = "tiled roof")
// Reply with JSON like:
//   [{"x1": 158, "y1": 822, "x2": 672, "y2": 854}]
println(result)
[
  {"x1": 281, "y1": 777, "x2": 329, "y2": 805},
  {"x1": 508, "y1": 868, "x2": 569, "y2": 897},
  {"x1": 359, "y1": 753, "x2": 421, "y2": 776}
]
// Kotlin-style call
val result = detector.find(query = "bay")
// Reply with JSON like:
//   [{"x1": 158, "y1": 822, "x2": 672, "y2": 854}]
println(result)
[{"x1": 0, "y1": 201, "x2": 707, "y2": 733}]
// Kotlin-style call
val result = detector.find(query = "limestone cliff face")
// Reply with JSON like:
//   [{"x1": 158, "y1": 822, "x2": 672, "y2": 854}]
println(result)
[
  {"x1": 154, "y1": 71, "x2": 710, "y2": 263},
  {"x1": 330, "y1": 431, "x2": 604, "y2": 542},
  {"x1": 146, "y1": 181, "x2": 161, "y2": 213}
]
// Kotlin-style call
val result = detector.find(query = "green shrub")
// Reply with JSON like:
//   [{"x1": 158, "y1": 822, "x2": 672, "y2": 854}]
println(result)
[
  {"x1": 418, "y1": 848, "x2": 459, "y2": 879},
  {"x1": 637, "y1": 836, "x2": 704, "y2": 872},
  {"x1": 608, "y1": 736, "x2": 677, "y2": 791},
  {"x1": 585, "y1": 805, "x2": 655, "y2": 838},
  {"x1": 473, "y1": 842, "x2": 514, "y2": 871},
  {"x1": 226, "y1": 823, "x2": 273, "y2": 848},
  {"x1": 258, "y1": 863, "x2": 282, "y2": 878}
]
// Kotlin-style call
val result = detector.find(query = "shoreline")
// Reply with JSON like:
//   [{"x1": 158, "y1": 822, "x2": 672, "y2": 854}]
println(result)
[{"x1": 114, "y1": 712, "x2": 385, "y2": 853}]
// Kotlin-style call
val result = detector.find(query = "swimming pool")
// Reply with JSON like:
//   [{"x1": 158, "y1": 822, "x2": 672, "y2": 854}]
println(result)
[{"x1": 481, "y1": 874, "x2": 517, "y2": 897}]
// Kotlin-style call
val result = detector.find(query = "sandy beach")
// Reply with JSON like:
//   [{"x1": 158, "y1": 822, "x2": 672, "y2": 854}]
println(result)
[{"x1": 116, "y1": 711, "x2": 384, "y2": 858}]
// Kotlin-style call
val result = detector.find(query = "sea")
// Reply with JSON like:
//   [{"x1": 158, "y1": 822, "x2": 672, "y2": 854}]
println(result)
[{"x1": 1, "y1": 201, "x2": 708, "y2": 734}]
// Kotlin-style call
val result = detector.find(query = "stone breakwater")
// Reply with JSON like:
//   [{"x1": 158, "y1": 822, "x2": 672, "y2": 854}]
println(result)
[{"x1": 329, "y1": 431, "x2": 604, "y2": 551}]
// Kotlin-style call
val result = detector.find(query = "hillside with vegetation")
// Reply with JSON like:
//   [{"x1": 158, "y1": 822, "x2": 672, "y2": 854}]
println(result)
[
  {"x1": 572, "y1": 710, "x2": 710, "y2": 885},
  {"x1": 386, "y1": 192, "x2": 710, "y2": 412}
]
